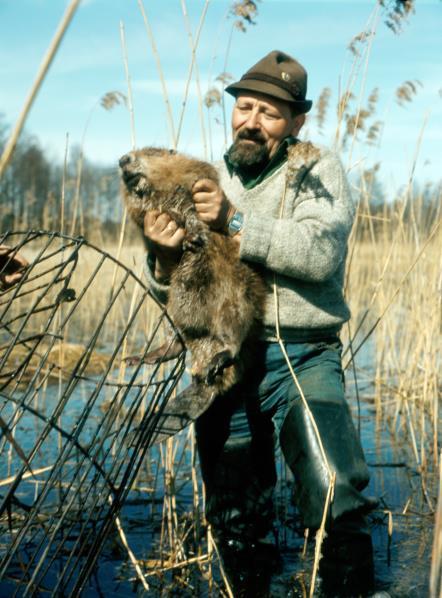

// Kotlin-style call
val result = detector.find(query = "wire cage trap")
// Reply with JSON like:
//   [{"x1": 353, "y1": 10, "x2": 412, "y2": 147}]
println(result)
[{"x1": 0, "y1": 230, "x2": 186, "y2": 596}]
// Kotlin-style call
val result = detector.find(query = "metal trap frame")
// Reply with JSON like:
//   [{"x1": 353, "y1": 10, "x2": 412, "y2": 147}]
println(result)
[{"x1": 0, "y1": 230, "x2": 185, "y2": 596}]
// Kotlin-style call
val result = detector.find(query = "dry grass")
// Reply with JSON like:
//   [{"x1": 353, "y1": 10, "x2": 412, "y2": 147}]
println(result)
[
  {"x1": 343, "y1": 204, "x2": 441, "y2": 472},
  {"x1": 1, "y1": 342, "x2": 111, "y2": 383},
  {"x1": 2, "y1": 239, "x2": 163, "y2": 348}
]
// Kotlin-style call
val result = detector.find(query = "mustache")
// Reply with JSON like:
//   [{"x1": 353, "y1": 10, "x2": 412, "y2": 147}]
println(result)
[{"x1": 236, "y1": 129, "x2": 266, "y2": 143}]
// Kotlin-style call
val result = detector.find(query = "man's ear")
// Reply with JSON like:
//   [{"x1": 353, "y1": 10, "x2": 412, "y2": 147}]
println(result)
[{"x1": 291, "y1": 113, "x2": 306, "y2": 137}]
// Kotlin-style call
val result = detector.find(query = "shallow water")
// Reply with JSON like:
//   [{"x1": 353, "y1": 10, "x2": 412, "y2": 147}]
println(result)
[{"x1": 0, "y1": 358, "x2": 437, "y2": 597}]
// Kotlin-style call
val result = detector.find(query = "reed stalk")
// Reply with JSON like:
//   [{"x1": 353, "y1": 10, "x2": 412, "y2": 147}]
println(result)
[
  {"x1": 310, "y1": 473, "x2": 336, "y2": 597},
  {"x1": 344, "y1": 217, "x2": 441, "y2": 370},
  {"x1": 0, "y1": 465, "x2": 53, "y2": 488},
  {"x1": 109, "y1": 20, "x2": 135, "y2": 295},
  {"x1": 120, "y1": 21, "x2": 137, "y2": 150},
  {"x1": 69, "y1": 149, "x2": 84, "y2": 237},
  {"x1": 347, "y1": 6, "x2": 380, "y2": 165},
  {"x1": 60, "y1": 133, "x2": 69, "y2": 235},
  {"x1": 176, "y1": 0, "x2": 210, "y2": 149},
  {"x1": 208, "y1": 528, "x2": 234, "y2": 598},
  {"x1": 0, "y1": 0, "x2": 82, "y2": 178},
  {"x1": 273, "y1": 181, "x2": 337, "y2": 594},
  {"x1": 137, "y1": 0, "x2": 177, "y2": 148},
  {"x1": 180, "y1": 2, "x2": 208, "y2": 158},
  {"x1": 334, "y1": 7, "x2": 375, "y2": 149},
  {"x1": 430, "y1": 453, "x2": 442, "y2": 598},
  {"x1": 109, "y1": 496, "x2": 150, "y2": 592}
]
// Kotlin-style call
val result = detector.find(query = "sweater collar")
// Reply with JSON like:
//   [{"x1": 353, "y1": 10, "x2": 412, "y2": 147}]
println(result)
[{"x1": 224, "y1": 135, "x2": 297, "y2": 189}]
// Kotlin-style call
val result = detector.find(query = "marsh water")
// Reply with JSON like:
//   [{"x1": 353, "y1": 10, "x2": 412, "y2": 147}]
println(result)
[
  {"x1": 0, "y1": 345, "x2": 437, "y2": 597},
  {"x1": 98, "y1": 403, "x2": 435, "y2": 597}
]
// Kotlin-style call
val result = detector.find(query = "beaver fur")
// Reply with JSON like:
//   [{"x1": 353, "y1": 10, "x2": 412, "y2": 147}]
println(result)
[{"x1": 119, "y1": 147, "x2": 266, "y2": 401}]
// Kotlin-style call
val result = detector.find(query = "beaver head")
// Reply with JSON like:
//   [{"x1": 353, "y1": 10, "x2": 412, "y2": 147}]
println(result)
[{"x1": 119, "y1": 147, "x2": 219, "y2": 228}]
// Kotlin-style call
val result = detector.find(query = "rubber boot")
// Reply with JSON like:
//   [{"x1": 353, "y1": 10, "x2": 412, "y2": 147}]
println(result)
[
  {"x1": 280, "y1": 397, "x2": 377, "y2": 530},
  {"x1": 280, "y1": 398, "x2": 377, "y2": 596},
  {"x1": 319, "y1": 512, "x2": 375, "y2": 597},
  {"x1": 196, "y1": 413, "x2": 279, "y2": 596},
  {"x1": 213, "y1": 531, "x2": 281, "y2": 598}
]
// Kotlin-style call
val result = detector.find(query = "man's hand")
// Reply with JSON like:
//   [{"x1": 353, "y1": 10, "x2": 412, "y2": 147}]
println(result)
[
  {"x1": 143, "y1": 210, "x2": 185, "y2": 282},
  {"x1": 192, "y1": 179, "x2": 235, "y2": 231},
  {"x1": 0, "y1": 245, "x2": 29, "y2": 289}
]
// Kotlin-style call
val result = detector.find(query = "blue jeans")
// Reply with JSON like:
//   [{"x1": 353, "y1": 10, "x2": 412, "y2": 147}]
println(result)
[{"x1": 196, "y1": 338, "x2": 374, "y2": 540}]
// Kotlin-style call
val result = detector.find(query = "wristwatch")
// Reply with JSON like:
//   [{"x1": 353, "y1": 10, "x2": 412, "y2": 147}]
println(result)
[{"x1": 227, "y1": 210, "x2": 244, "y2": 236}]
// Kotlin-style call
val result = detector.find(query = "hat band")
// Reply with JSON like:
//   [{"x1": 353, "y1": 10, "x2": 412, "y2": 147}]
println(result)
[{"x1": 240, "y1": 72, "x2": 303, "y2": 100}]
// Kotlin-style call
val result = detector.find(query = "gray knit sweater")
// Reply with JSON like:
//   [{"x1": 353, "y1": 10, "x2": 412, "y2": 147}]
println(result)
[{"x1": 145, "y1": 141, "x2": 355, "y2": 342}]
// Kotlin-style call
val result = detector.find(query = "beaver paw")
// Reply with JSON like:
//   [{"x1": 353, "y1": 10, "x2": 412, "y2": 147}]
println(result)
[
  {"x1": 183, "y1": 232, "x2": 207, "y2": 252},
  {"x1": 123, "y1": 355, "x2": 143, "y2": 366},
  {"x1": 124, "y1": 339, "x2": 185, "y2": 366},
  {"x1": 203, "y1": 350, "x2": 235, "y2": 385}
]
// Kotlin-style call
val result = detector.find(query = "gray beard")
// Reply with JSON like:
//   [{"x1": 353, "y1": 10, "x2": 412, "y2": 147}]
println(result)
[{"x1": 227, "y1": 138, "x2": 270, "y2": 172}]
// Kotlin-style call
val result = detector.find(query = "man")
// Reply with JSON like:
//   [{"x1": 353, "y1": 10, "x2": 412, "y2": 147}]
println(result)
[{"x1": 144, "y1": 51, "x2": 377, "y2": 596}]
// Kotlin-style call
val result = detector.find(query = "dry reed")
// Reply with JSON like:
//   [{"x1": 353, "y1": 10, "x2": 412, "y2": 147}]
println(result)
[{"x1": 0, "y1": 0, "x2": 82, "y2": 178}]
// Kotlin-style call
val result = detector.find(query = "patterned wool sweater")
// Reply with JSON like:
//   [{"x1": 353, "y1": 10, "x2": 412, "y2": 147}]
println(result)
[{"x1": 145, "y1": 141, "x2": 355, "y2": 342}]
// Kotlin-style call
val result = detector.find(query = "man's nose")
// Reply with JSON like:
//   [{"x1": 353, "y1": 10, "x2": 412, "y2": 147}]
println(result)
[{"x1": 244, "y1": 110, "x2": 260, "y2": 129}]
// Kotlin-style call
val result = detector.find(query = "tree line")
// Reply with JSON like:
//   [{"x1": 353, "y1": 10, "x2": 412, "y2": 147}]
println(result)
[
  {"x1": 0, "y1": 115, "x2": 123, "y2": 243},
  {"x1": 1, "y1": 114, "x2": 439, "y2": 244}
]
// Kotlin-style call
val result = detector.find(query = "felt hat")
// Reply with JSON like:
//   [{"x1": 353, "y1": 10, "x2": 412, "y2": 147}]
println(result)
[{"x1": 225, "y1": 50, "x2": 312, "y2": 113}]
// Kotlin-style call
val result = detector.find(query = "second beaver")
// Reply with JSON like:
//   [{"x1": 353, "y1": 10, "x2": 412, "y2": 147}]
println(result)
[{"x1": 119, "y1": 147, "x2": 266, "y2": 401}]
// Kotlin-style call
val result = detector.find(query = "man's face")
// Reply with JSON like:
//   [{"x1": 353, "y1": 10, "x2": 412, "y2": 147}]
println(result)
[{"x1": 228, "y1": 92, "x2": 305, "y2": 171}]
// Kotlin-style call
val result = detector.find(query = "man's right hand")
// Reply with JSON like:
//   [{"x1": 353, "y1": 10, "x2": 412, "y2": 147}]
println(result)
[{"x1": 143, "y1": 210, "x2": 185, "y2": 282}]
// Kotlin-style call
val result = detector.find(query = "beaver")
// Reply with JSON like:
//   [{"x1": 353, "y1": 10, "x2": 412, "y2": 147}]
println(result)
[{"x1": 119, "y1": 147, "x2": 266, "y2": 403}]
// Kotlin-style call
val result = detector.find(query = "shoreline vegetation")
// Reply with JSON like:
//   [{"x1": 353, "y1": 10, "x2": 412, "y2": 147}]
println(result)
[{"x1": 0, "y1": 0, "x2": 440, "y2": 596}]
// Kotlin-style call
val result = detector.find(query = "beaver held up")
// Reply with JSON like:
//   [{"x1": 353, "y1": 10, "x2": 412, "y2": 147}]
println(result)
[{"x1": 119, "y1": 147, "x2": 266, "y2": 398}]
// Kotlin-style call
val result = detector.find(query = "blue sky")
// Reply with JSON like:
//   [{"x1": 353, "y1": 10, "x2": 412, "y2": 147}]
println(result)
[{"x1": 0, "y1": 0, "x2": 440, "y2": 195}]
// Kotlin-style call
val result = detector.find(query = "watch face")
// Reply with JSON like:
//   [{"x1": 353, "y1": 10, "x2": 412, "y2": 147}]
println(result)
[{"x1": 228, "y1": 211, "x2": 244, "y2": 235}]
